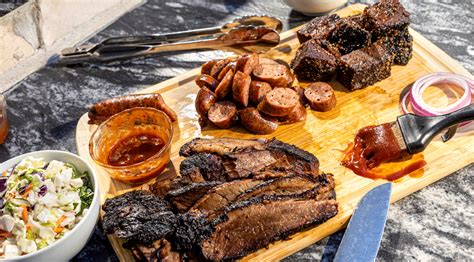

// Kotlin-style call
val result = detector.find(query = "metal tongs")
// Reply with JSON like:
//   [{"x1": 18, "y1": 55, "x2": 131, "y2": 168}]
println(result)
[{"x1": 51, "y1": 15, "x2": 282, "y2": 65}]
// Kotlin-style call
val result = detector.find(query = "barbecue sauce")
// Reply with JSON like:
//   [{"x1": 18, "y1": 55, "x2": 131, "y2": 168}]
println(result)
[
  {"x1": 108, "y1": 133, "x2": 164, "y2": 166},
  {"x1": 0, "y1": 115, "x2": 8, "y2": 144},
  {"x1": 341, "y1": 123, "x2": 426, "y2": 181}
]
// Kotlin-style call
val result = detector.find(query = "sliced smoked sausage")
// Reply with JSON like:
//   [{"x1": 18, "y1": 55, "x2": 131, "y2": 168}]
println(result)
[
  {"x1": 304, "y1": 82, "x2": 336, "y2": 112},
  {"x1": 249, "y1": 81, "x2": 272, "y2": 104},
  {"x1": 252, "y1": 63, "x2": 294, "y2": 87},
  {"x1": 232, "y1": 71, "x2": 251, "y2": 107},
  {"x1": 195, "y1": 87, "x2": 216, "y2": 116},
  {"x1": 210, "y1": 59, "x2": 231, "y2": 78},
  {"x1": 214, "y1": 69, "x2": 235, "y2": 100},
  {"x1": 239, "y1": 107, "x2": 278, "y2": 134},
  {"x1": 236, "y1": 54, "x2": 259, "y2": 75},
  {"x1": 208, "y1": 101, "x2": 238, "y2": 129},
  {"x1": 195, "y1": 74, "x2": 218, "y2": 91},
  {"x1": 278, "y1": 102, "x2": 307, "y2": 125},
  {"x1": 291, "y1": 85, "x2": 308, "y2": 106},
  {"x1": 257, "y1": 87, "x2": 299, "y2": 116},
  {"x1": 88, "y1": 93, "x2": 178, "y2": 124},
  {"x1": 201, "y1": 60, "x2": 217, "y2": 75},
  {"x1": 217, "y1": 61, "x2": 237, "y2": 81}
]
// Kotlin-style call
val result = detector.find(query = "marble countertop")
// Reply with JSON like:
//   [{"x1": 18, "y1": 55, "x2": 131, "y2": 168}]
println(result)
[{"x1": 1, "y1": 0, "x2": 472, "y2": 261}]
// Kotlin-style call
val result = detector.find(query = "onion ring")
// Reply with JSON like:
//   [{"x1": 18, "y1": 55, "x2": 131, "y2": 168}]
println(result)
[{"x1": 401, "y1": 73, "x2": 473, "y2": 118}]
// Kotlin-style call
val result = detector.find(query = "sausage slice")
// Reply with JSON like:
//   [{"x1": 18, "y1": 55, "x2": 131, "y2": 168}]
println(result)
[
  {"x1": 232, "y1": 71, "x2": 252, "y2": 107},
  {"x1": 214, "y1": 69, "x2": 234, "y2": 100},
  {"x1": 236, "y1": 54, "x2": 260, "y2": 75},
  {"x1": 195, "y1": 87, "x2": 216, "y2": 116},
  {"x1": 278, "y1": 102, "x2": 307, "y2": 125},
  {"x1": 257, "y1": 87, "x2": 299, "y2": 116},
  {"x1": 239, "y1": 107, "x2": 279, "y2": 134},
  {"x1": 249, "y1": 81, "x2": 272, "y2": 104},
  {"x1": 201, "y1": 60, "x2": 217, "y2": 75},
  {"x1": 291, "y1": 85, "x2": 308, "y2": 106},
  {"x1": 195, "y1": 74, "x2": 218, "y2": 91},
  {"x1": 252, "y1": 63, "x2": 294, "y2": 87},
  {"x1": 210, "y1": 59, "x2": 230, "y2": 78},
  {"x1": 208, "y1": 101, "x2": 238, "y2": 129},
  {"x1": 217, "y1": 61, "x2": 237, "y2": 81},
  {"x1": 304, "y1": 82, "x2": 336, "y2": 112}
]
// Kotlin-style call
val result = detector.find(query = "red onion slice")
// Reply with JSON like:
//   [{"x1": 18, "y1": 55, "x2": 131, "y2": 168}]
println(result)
[{"x1": 401, "y1": 73, "x2": 473, "y2": 119}]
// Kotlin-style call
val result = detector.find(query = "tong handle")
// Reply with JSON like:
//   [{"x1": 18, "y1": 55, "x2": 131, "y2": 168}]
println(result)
[
  {"x1": 398, "y1": 104, "x2": 474, "y2": 154},
  {"x1": 102, "y1": 26, "x2": 222, "y2": 46}
]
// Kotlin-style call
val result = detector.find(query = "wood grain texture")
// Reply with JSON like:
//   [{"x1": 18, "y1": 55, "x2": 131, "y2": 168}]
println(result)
[{"x1": 74, "y1": 4, "x2": 474, "y2": 261}]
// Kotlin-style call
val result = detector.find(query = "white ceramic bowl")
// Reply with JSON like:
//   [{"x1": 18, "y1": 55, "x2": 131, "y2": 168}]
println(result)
[
  {"x1": 0, "y1": 150, "x2": 100, "y2": 261},
  {"x1": 283, "y1": 0, "x2": 348, "y2": 15}
]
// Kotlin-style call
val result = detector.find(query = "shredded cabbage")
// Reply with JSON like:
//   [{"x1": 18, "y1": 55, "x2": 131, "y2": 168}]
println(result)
[{"x1": 0, "y1": 157, "x2": 94, "y2": 258}]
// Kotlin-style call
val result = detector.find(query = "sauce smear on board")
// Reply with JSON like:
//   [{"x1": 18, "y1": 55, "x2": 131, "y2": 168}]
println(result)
[{"x1": 341, "y1": 123, "x2": 426, "y2": 181}]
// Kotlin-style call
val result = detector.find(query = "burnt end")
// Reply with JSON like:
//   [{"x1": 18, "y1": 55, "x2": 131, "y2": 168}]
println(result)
[
  {"x1": 179, "y1": 153, "x2": 226, "y2": 182},
  {"x1": 362, "y1": 41, "x2": 392, "y2": 77},
  {"x1": 200, "y1": 195, "x2": 338, "y2": 260},
  {"x1": 378, "y1": 27, "x2": 413, "y2": 65},
  {"x1": 165, "y1": 181, "x2": 222, "y2": 212},
  {"x1": 291, "y1": 39, "x2": 338, "y2": 82},
  {"x1": 337, "y1": 41, "x2": 392, "y2": 90},
  {"x1": 297, "y1": 14, "x2": 341, "y2": 43},
  {"x1": 363, "y1": 0, "x2": 410, "y2": 38},
  {"x1": 329, "y1": 17, "x2": 372, "y2": 55},
  {"x1": 102, "y1": 191, "x2": 177, "y2": 246}
]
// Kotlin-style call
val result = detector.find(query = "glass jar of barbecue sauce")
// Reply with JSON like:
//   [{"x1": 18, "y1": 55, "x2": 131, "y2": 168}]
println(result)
[{"x1": 89, "y1": 108, "x2": 173, "y2": 185}]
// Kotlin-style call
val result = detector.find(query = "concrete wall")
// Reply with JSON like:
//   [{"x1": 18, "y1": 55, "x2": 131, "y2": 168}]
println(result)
[{"x1": 0, "y1": 0, "x2": 144, "y2": 92}]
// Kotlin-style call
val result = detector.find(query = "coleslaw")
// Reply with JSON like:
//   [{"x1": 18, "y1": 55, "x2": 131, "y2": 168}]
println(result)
[{"x1": 0, "y1": 157, "x2": 93, "y2": 258}]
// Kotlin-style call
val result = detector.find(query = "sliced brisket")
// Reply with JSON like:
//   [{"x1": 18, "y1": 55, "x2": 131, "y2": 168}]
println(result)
[
  {"x1": 102, "y1": 191, "x2": 177, "y2": 247},
  {"x1": 179, "y1": 137, "x2": 267, "y2": 157},
  {"x1": 165, "y1": 181, "x2": 222, "y2": 212},
  {"x1": 200, "y1": 196, "x2": 338, "y2": 260},
  {"x1": 179, "y1": 138, "x2": 320, "y2": 182},
  {"x1": 234, "y1": 174, "x2": 331, "y2": 202},
  {"x1": 190, "y1": 179, "x2": 262, "y2": 214}
]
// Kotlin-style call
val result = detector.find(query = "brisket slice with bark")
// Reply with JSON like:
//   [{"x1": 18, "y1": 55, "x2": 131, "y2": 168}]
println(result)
[
  {"x1": 199, "y1": 195, "x2": 338, "y2": 260},
  {"x1": 179, "y1": 137, "x2": 267, "y2": 157},
  {"x1": 179, "y1": 138, "x2": 320, "y2": 182},
  {"x1": 165, "y1": 181, "x2": 222, "y2": 212},
  {"x1": 234, "y1": 173, "x2": 334, "y2": 203},
  {"x1": 188, "y1": 173, "x2": 332, "y2": 216},
  {"x1": 102, "y1": 191, "x2": 177, "y2": 247},
  {"x1": 190, "y1": 179, "x2": 263, "y2": 214}
]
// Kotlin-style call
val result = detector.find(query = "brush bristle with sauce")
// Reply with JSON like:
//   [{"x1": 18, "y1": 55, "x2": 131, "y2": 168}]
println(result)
[{"x1": 341, "y1": 122, "x2": 426, "y2": 181}]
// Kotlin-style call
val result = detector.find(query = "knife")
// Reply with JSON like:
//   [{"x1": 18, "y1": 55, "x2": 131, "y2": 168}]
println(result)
[{"x1": 333, "y1": 183, "x2": 392, "y2": 262}]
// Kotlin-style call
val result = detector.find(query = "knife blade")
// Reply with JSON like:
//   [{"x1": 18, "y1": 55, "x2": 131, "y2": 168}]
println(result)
[{"x1": 333, "y1": 183, "x2": 392, "y2": 262}]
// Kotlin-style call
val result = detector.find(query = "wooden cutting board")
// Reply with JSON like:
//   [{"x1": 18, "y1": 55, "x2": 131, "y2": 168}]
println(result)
[{"x1": 75, "y1": 4, "x2": 474, "y2": 261}]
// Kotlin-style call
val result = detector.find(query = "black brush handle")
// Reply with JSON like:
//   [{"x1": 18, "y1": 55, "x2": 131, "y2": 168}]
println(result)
[{"x1": 398, "y1": 104, "x2": 474, "y2": 154}]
